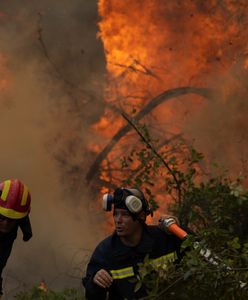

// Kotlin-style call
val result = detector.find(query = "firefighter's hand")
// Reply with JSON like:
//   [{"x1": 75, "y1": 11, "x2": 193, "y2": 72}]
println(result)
[
  {"x1": 93, "y1": 269, "x2": 113, "y2": 289},
  {"x1": 158, "y1": 214, "x2": 180, "y2": 229}
]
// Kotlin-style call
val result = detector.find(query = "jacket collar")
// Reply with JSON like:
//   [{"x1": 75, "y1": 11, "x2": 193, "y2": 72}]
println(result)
[{"x1": 111, "y1": 225, "x2": 154, "y2": 258}]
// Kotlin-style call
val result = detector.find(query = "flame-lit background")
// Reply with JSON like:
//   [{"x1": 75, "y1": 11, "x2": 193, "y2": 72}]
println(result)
[{"x1": 1, "y1": 0, "x2": 248, "y2": 298}]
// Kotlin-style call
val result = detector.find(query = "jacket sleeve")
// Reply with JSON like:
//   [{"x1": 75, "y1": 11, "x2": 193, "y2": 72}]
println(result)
[
  {"x1": 0, "y1": 233, "x2": 16, "y2": 295},
  {"x1": 82, "y1": 243, "x2": 109, "y2": 300},
  {"x1": 19, "y1": 215, "x2": 32, "y2": 241},
  {"x1": 0, "y1": 277, "x2": 2, "y2": 295}
]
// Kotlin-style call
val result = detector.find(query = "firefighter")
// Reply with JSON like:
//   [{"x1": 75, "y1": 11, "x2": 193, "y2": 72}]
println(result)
[
  {"x1": 0, "y1": 179, "x2": 32, "y2": 297},
  {"x1": 82, "y1": 187, "x2": 182, "y2": 300}
]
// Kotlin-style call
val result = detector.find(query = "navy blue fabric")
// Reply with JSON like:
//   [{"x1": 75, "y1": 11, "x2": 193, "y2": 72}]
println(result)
[
  {"x1": 0, "y1": 215, "x2": 32, "y2": 295},
  {"x1": 82, "y1": 225, "x2": 182, "y2": 300}
]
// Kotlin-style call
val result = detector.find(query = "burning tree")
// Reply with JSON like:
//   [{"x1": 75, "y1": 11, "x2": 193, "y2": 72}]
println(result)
[
  {"x1": 87, "y1": 0, "x2": 248, "y2": 209},
  {"x1": 85, "y1": 1, "x2": 248, "y2": 298},
  {"x1": 84, "y1": 0, "x2": 248, "y2": 250}
]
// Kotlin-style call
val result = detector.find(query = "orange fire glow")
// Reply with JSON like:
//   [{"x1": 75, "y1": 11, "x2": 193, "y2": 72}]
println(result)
[
  {"x1": 92, "y1": 0, "x2": 248, "y2": 227},
  {"x1": 98, "y1": 0, "x2": 248, "y2": 92}
]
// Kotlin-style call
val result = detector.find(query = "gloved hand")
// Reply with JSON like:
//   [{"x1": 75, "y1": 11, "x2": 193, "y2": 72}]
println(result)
[
  {"x1": 19, "y1": 215, "x2": 32, "y2": 242},
  {"x1": 158, "y1": 214, "x2": 180, "y2": 232},
  {"x1": 23, "y1": 232, "x2": 32, "y2": 241}
]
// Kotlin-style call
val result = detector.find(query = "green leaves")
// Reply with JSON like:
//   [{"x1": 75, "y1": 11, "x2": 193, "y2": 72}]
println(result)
[
  {"x1": 15, "y1": 286, "x2": 83, "y2": 300},
  {"x1": 118, "y1": 120, "x2": 248, "y2": 299},
  {"x1": 227, "y1": 237, "x2": 241, "y2": 250}
]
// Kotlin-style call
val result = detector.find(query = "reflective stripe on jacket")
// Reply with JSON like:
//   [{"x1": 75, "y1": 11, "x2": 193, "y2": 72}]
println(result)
[
  {"x1": 110, "y1": 251, "x2": 177, "y2": 280},
  {"x1": 82, "y1": 225, "x2": 182, "y2": 300}
]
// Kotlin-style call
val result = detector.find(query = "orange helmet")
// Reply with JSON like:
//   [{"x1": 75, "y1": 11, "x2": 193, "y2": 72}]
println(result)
[{"x1": 0, "y1": 179, "x2": 31, "y2": 219}]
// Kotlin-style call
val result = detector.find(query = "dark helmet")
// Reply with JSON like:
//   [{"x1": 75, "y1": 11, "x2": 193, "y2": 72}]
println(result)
[{"x1": 103, "y1": 187, "x2": 152, "y2": 216}]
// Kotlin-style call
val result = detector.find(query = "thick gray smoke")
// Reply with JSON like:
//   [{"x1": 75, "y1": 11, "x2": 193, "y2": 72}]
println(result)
[
  {"x1": 0, "y1": 0, "x2": 106, "y2": 298},
  {"x1": 184, "y1": 65, "x2": 248, "y2": 180}
]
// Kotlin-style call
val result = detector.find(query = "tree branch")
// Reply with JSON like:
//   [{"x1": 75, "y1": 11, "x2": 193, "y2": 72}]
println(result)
[
  {"x1": 86, "y1": 86, "x2": 213, "y2": 183},
  {"x1": 121, "y1": 112, "x2": 182, "y2": 204}
]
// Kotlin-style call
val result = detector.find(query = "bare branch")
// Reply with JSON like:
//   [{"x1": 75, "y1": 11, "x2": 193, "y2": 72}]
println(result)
[
  {"x1": 121, "y1": 112, "x2": 182, "y2": 204},
  {"x1": 86, "y1": 86, "x2": 213, "y2": 183}
]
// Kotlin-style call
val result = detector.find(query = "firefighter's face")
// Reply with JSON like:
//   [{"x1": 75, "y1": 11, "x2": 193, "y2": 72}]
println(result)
[
  {"x1": 0, "y1": 214, "x2": 18, "y2": 234},
  {"x1": 113, "y1": 208, "x2": 141, "y2": 237}
]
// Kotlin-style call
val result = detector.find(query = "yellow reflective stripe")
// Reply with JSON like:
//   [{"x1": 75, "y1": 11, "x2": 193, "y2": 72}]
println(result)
[
  {"x1": 0, "y1": 206, "x2": 28, "y2": 219},
  {"x1": 1, "y1": 180, "x2": 11, "y2": 201},
  {"x1": 110, "y1": 252, "x2": 177, "y2": 280},
  {"x1": 110, "y1": 266, "x2": 134, "y2": 279},
  {"x1": 139, "y1": 252, "x2": 177, "y2": 277},
  {"x1": 150, "y1": 252, "x2": 177, "y2": 268},
  {"x1": 21, "y1": 185, "x2": 29, "y2": 206}
]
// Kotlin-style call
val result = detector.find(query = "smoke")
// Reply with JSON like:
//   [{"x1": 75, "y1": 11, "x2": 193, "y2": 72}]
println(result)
[
  {"x1": 0, "y1": 0, "x2": 106, "y2": 297},
  {"x1": 184, "y1": 64, "x2": 248, "y2": 179}
]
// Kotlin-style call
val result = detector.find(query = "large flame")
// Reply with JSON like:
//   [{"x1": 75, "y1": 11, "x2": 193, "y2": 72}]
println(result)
[
  {"x1": 98, "y1": 0, "x2": 248, "y2": 91},
  {"x1": 91, "y1": 0, "x2": 248, "y2": 225}
]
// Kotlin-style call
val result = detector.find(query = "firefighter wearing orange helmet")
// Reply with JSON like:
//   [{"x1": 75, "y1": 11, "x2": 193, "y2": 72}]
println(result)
[{"x1": 0, "y1": 179, "x2": 32, "y2": 297}]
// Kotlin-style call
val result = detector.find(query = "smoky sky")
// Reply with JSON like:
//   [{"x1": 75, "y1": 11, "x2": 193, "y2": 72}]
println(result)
[{"x1": 0, "y1": 0, "x2": 106, "y2": 298}]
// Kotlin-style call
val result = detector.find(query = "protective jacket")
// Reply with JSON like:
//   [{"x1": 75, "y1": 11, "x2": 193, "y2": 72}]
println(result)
[
  {"x1": 0, "y1": 215, "x2": 32, "y2": 295},
  {"x1": 83, "y1": 225, "x2": 182, "y2": 300}
]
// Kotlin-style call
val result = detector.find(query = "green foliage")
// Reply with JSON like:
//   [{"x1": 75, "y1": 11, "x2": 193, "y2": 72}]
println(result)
[
  {"x1": 135, "y1": 233, "x2": 247, "y2": 299},
  {"x1": 15, "y1": 285, "x2": 84, "y2": 300},
  {"x1": 119, "y1": 121, "x2": 248, "y2": 299}
]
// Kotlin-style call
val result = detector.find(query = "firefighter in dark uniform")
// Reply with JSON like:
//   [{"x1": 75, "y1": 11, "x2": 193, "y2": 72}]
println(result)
[
  {"x1": 82, "y1": 187, "x2": 182, "y2": 300},
  {"x1": 0, "y1": 179, "x2": 32, "y2": 298}
]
